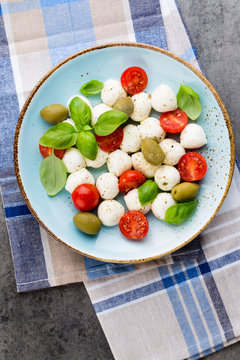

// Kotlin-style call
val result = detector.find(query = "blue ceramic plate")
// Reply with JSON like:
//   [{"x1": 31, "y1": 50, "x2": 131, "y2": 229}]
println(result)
[{"x1": 14, "y1": 43, "x2": 234, "y2": 263}]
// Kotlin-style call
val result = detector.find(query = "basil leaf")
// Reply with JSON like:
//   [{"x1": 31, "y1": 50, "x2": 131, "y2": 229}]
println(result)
[
  {"x1": 76, "y1": 131, "x2": 98, "y2": 160},
  {"x1": 39, "y1": 122, "x2": 77, "y2": 149},
  {"x1": 40, "y1": 153, "x2": 67, "y2": 196},
  {"x1": 164, "y1": 200, "x2": 198, "y2": 225},
  {"x1": 69, "y1": 96, "x2": 91, "y2": 129},
  {"x1": 80, "y1": 80, "x2": 104, "y2": 95},
  {"x1": 94, "y1": 110, "x2": 128, "y2": 136},
  {"x1": 138, "y1": 180, "x2": 158, "y2": 206},
  {"x1": 177, "y1": 84, "x2": 201, "y2": 120},
  {"x1": 83, "y1": 125, "x2": 92, "y2": 131}
]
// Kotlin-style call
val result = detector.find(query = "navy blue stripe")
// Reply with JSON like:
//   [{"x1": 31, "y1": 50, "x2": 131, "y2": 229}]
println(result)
[
  {"x1": 5, "y1": 204, "x2": 31, "y2": 218},
  {"x1": 128, "y1": 0, "x2": 168, "y2": 49},
  {"x1": 84, "y1": 257, "x2": 135, "y2": 280}
]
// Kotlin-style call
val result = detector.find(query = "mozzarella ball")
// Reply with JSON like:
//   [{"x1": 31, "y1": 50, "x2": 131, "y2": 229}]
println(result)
[
  {"x1": 160, "y1": 139, "x2": 185, "y2": 166},
  {"x1": 138, "y1": 117, "x2": 166, "y2": 142},
  {"x1": 124, "y1": 189, "x2": 151, "y2": 215},
  {"x1": 101, "y1": 79, "x2": 127, "y2": 106},
  {"x1": 67, "y1": 95, "x2": 93, "y2": 111},
  {"x1": 65, "y1": 168, "x2": 95, "y2": 193},
  {"x1": 151, "y1": 193, "x2": 176, "y2": 220},
  {"x1": 132, "y1": 152, "x2": 159, "y2": 178},
  {"x1": 96, "y1": 173, "x2": 119, "y2": 200},
  {"x1": 120, "y1": 124, "x2": 141, "y2": 153},
  {"x1": 62, "y1": 148, "x2": 86, "y2": 173},
  {"x1": 62, "y1": 118, "x2": 77, "y2": 130},
  {"x1": 91, "y1": 103, "x2": 112, "y2": 126},
  {"x1": 151, "y1": 84, "x2": 177, "y2": 112},
  {"x1": 107, "y1": 150, "x2": 132, "y2": 177},
  {"x1": 85, "y1": 148, "x2": 109, "y2": 168},
  {"x1": 98, "y1": 200, "x2": 125, "y2": 226},
  {"x1": 154, "y1": 165, "x2": 180, "y2": 191},
  {"x1": 130, "y1": 92, "x2": 152, "y2": 122},
  {"x1": 180, "y1": 123, "x2": 207, "y2": 149}
]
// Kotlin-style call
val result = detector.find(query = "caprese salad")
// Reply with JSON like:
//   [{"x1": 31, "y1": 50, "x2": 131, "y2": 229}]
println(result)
[{"x1": 38, "y1": 66, "x2": 207, "y2": 240}]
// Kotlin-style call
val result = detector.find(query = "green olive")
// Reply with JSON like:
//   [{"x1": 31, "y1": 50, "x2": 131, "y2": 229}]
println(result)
[
  {"x1": 141, "y1": 138, "x2": 165, "y2": 165},
  {"x1": 113, "y1": 97, "x2": 134, "y2": 118},
  {"x1": 40, "y1": 104, "x2": 69, "y2": 124},
  {"x1": 73, "y1": 212, "x2": 101, "y2": 235},
  {"x1": 171, "y1": 182, "x2": 200, "y2": 202}
]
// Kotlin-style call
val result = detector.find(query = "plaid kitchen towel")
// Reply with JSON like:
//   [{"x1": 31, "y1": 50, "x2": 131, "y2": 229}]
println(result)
[{"x1": 1, "y1": 0, "x2": 240, "y2": 358}]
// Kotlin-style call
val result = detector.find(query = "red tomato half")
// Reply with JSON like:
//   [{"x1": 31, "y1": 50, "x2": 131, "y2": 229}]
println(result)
[
  {"x1": 95, "y1": 127, "x2": 123, "y2": 152},
  {"x1": 118, "y1": 170, "x2": 146, "y2": 194},
  {"x1": 178, "y1": 152, "x2": 207, "y2": 181},
  {"x1": 121, "y1": 67, "x2": 148, "y2": 95},
  {"x1": 160, "y1": 109, "x2": 188, "y2": 133},
  {"x1": 72, "y1": 184, "x2": 100, "y2": 211},
  {"x1": 119, "y1": 210, "x2": 149, "y2": 240},
  {"x1": 39, "y1": 144, "x2": 65, "y2": 159}
]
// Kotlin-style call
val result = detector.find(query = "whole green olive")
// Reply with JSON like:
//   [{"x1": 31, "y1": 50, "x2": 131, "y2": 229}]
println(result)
[
  {"x1": 73, "y1": 212, "x2": 101, "y2": 235},
  {"x1": 113, "y1": 97, "x2": 134, "y2": 118},
  {"x1": 171, "y1": 182, "x2": 200, "y2": 202},
  {"x1": 141, "y1": 138, "x2": 165, "y2": 165},
  {"x1": 40, "y1": 104, "x2": 69, "y2": 124}
]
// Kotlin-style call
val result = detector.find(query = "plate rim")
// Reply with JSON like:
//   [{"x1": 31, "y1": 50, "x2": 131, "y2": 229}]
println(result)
[{"x1": 13, "y1": 42, "x2": 235, "y2": 263}]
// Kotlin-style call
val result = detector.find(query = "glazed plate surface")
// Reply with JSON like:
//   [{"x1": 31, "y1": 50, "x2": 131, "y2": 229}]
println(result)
[{"x1": 14, "y1": 43, "x2": 234, "y2": 262}]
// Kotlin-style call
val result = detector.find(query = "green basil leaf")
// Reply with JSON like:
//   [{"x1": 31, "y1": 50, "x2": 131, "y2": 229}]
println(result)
[
  {"x1": 69, "y1": 96, "x2": 91, "y2": 129},
  {"x1": 177, "y1": 84, "x2": 201, "y2": 120},
  {"x1": 76, "y1": 131, "x2": 98, "y2": 160},
  {"x1": 39, "y1": 122, "x2": 77, "y2": 149},
  {"x1": 40, "y1": 153, "x2": 67, "y2": 196},
  {"x1": 138, "y1": 180, "x2": 158, "y2": 206},
  {"x1": 80, "y1": 80, "x2": 104, "y2": 95},
  {"x1": 94, "y1": 110, "x2": 128, "y2": 136},
  {"x1": 83, "y1": 125, "x2": 92, "y2": 131},
  {"x1": 164, "y1": 200, "x2": 198, "y2": 224}
]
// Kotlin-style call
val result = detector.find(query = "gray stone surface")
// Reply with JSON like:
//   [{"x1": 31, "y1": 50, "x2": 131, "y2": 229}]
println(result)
[{"x1": 0, "y1": 0, "x2": 240, "y2": 359}]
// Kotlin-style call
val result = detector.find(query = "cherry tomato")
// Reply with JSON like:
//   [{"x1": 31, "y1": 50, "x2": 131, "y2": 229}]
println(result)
[
  {"x1": 39, "y1": 144, "x2": 65, "y2": 159},
  {"x1": 178, "y1": 152, "x2": 207, "y2": 181},
  {"x1": 119, "y1": 210, "x2": 149, "y2": 239},
  {"x1": 121, "y1": 67, "x2": 148, "y2": 95},
  {"x1": 72, "y1": 184, "x2": 100, "y2": 211},
  {"x1": 118, "y1": 170, "x2": 146, "y2": 194},
  {"x1": 95, "y1": 126, "x2": 123, "y2": 152},
  {"x1": 160, "y1": 109, "x2": 188, "y2": 133}
]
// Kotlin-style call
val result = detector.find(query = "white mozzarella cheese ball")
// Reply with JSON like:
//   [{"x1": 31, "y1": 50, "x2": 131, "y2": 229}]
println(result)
[
  {"x1": 62, "y1": 148, "x2": 86, "y2": 173},
  {"x1": 154, "y1": 165, "x2": 180, "y2": 191},
  {"x1": 85, "y1": 148, "x2": 109, "y2": 168},
  {"x1": 130, "y1": 92, "x2": 152, "y2": 122},
  {"x1": 96, "y1": 173, "x2": 119, "y2": 200},
  {"x1": 97, "y1": 200, "x2": 125, "y2": 226},
  {"x1": 138, "y1": 117, "x2": 166, "y2": 142},
  {"x1": 132, "y1": 152, "x2": 159, "y2": 178},
  {"x1": 101, "y1": 79, "x2": 127, "y2": 106},
  {"x1": 124, "y1": 189, "x2": 151, "y2": 215},
  {"x1": 120, "y1": 124, "x2": 141, "y2": 153},
  {"x1": 151, "y1": 84, "x2": 177, "y2": 112},
  {"x1": 107, "y1": 150, "x2": 132, "y2": 177},
  {"x1": 180, "y1": 123, "x2": 207, "y2": 149},
  {"x1": 151, "y1": 193, "x2": 176, "y2": 220},
  {"x1": 160, "y1": 139, "x2": 186, "y2": 166},
  {"x1": 62, "y1": 118, "x2": 77, "y2": 130},
  {"x1": 91, "y1": 103, "x2": 112, "y2": 126},
  {"x1": 67, "y1": 95, "x2": 93, "y2": 111},
  {"x1": 65, "y1": 168, "x2": 95, "y2": 193}
]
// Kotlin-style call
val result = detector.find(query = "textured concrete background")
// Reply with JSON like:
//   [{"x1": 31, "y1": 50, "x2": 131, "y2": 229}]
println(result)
[{"x1": 0, "y1": 0, "x2": 240, "y2": 359}]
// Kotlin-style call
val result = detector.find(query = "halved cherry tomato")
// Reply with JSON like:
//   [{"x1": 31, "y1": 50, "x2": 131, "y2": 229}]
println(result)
[
  {"x1": 95, "y1": 126, "x2": 123, "y2": 152},
  {"x1": 119, "y1": 210, "x2": 149, "y2": 239},
  {"x1": 39, "y1": 144, "x2": 65, "y2": 159},
  {"x1": 160, "y1": 109, "x2": 188, "y2": 133},
  {"x1": 121, "y1": 67, "x2": 148, "y2": 95},
  {"x1": 178, "y1": 152, "x2": 207, "y2": 181},
  {"x1": 119, "y1": 170, "x2": 146, "y2": 194},
  {"x1": 72, "y1": 184, "x2": 100, "y2": 211}
]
